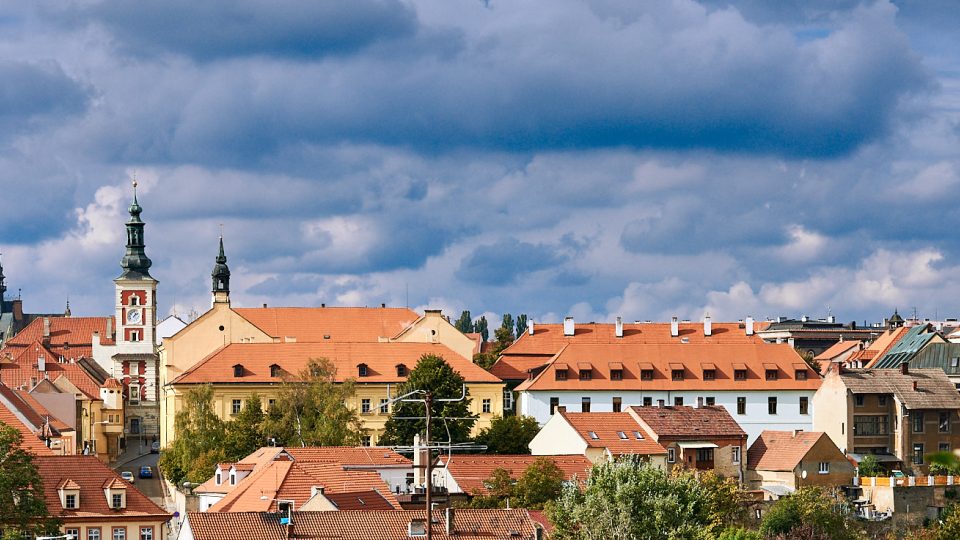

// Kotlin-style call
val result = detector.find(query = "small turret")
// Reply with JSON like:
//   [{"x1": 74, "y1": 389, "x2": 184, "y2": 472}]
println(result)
[
  {"x1": 212, "y1": 236, "x2": 231, "y2": 305},
  {"x1": 118, "y1": 181, "x2": 154, "y2": 281}
]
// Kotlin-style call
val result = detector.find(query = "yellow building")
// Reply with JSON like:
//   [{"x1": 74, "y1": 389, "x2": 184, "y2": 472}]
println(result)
[{"x1": 160, "y1": 239, "x2": 501, "y2": 446}]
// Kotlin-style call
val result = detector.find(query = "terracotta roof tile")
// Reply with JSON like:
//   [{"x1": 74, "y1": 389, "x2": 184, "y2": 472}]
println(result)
[
  {"x1": 172, "y1": 342, "x2": 501, "y2": 385},
  {"x1": 814, "y1": 340, "x2": 861, "y2": 361},
  {"x1": 233, "y1": 306, "x2": 418, "y2": 342},
  {"x1": 323, "y1": 489, "x2": 394, "y2": 510},
  {"x1": 35, "y1": 456, "x2": 169, "y2": 519},
  {"x1": 629, "y1": 405, "x2": 747, "y2": 440},
  {"x1": 0, "y1": 387, "x2": 54, "y2": 455},
  {"x1": 559, "y1": 412, "x2": 667, "y2": 456},
  {"x1": 747, "y1": 430, "x2": 828, "y2": 471},
  {"x1": 284, "y1": 446, "x2": 411, "y2": 467},
  {"x1": 515, "y1": 342, "x2": 820, "y2": 392},
  {"x1": 0, "y1": 340, "x2": 104, "y2": 399},
  {"x1": 488, "y1": 357, "x2": 549, "y2": 381},
  {"x1": 5, "y1": 316, "x2": 115, "y2": 350},
  {"x1": 439, "y1": 454, "x2": 593, "y2": 495}
]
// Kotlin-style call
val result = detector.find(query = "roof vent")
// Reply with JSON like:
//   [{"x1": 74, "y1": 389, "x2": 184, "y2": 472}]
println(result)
[{"x1": 528, "y1": 321, "x2": 535, "y2": 336}]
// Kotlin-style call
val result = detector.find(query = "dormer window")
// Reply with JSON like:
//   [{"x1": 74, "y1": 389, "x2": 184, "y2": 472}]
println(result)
[
  {"x1": 609, "y1": 362, "x2": 623, "y2": 381},
  {"x1": 555, "y1": 365, "x2": 568, "y2": 381},
  {"x1": 358, "y1": 363, "x2": 369, "y2": 377},
  {"x1": 765, "y1": 369, "x2": 778, "y2": 381},
  {"x1": 215, "y1": 472, "x2": 222, "y2": 485},
  {"x1": 112, "y1": 493, "x2": 123, "y2": 509},
  {"x1": 795, "y1": 369, "x2": 808, "y2": 381},
  {"x1": 230, "y1": 471, "x2": 236, "y2": 485},
  {"x1": 59, "y1": 480, "x2": 81, "y2": 509},
  {"x1": 233, "y1": 364, "x2": 244, "y2": 377},
  {"x1": 671, "y1": 369, "x2": 684, "y2": 381},
  {"x1": 703, "y1": 369, "x2": 716, "y2": 381},
  {"x1": 270, "y1": 364, "x2": 281, "y2": 377},
  {"x1": 733, "y1": 364, "x2": 747, "y2": 381},
  {"x1": 396, "y1": 364, "x2": 407, "y2": 377},
  {"x1": 578, "y1": 363, "x2": 592, "y2": 381},
  {"x1": 640, "y1": 369, "x2": 654, "y2": 381}
]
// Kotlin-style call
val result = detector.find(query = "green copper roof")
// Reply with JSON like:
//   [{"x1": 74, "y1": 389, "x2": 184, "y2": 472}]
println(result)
[
  {"x1": 873, "y1": 325, "x2": 937, "y2": 368},
  {"x1": 118, "y1": 182, "x2": 154, "y2": 280}
]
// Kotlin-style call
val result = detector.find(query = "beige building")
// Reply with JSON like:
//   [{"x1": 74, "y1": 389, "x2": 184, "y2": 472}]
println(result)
[
  {"x1": 746, "y1": 430, "x2": 853, "y2": 492},
  {"x1": 813, "y1": 363, "x2": 960, "y2": 474},
  {"x1": 528, "y1": 408, "x2": 667, "y2": 467}
]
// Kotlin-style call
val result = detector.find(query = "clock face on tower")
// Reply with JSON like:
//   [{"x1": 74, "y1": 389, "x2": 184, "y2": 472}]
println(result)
[{"x1": 126, "y1": 308, "x2": 142, "y2": 325}]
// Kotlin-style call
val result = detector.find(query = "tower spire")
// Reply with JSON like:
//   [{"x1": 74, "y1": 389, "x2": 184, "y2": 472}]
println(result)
[
  {"x1": 118, "y1": 179, "x2": 153, "y2": 280},
  {"x1": 212, "y1": 235, "x2": 231, "y2": 305},
  {"x1": 0, "y1": 251, "x2": 6, "y2": 299}
]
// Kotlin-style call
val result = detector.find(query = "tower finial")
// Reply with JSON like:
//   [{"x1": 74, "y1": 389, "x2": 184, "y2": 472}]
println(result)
[{"x1": 212, "y1": 235, "x2": 231, "y2": 304}]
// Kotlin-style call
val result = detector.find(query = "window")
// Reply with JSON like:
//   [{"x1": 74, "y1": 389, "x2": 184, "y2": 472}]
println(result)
[
  {"x1": 230, "y1": 472, "x2": 236, "y2": 485},
  {"x1": 732, "y1": 446, "x2": 741, "y2": 463},
  {"x1": 581, "y1": 397, "x2": 591, "y2": 413},
  {"x1": 482, "y1": 398, "x2": 492, "y2": 413},
  {"x1": 268, "y1": 399, "x2": 276, "y2": 410},
  {"x1": 737, "y1": 397, "x2": 746, "y2": 415},
  {"x1": 855, "y1": 395, "x2": 865, "y2": 407},
  {"x1": 768, "y1": 397, "x2": 777, "y2": 415},
  {"x1": 233, "y1": 364, "x2": 244, "y2": 377},
  {"x1": 612, "y1": 397, "x2": 622, "y2": 413},
  {"x1": 611, "y1": 369, "x2": 623, "y2": 381},
  {"x1": 952, "y1": 357, "x2": 960, "y2": 369},
  {"x1": 396, "y1": 364, "x2": 407, "y2": 377},
  {"x1": 734, "y1": 369, "x2": 747, "y2": 381},
  {"x1": 380, "y1": 398, "x2": 390, "y2": 414},
  {"x1": 765, "y1": 369, "x2": 778, "y2": 381},
  {"x1": 112, "y1": 493, "x2": 123, "y2": 509},
  {"x1": 940, "y1": 412, "x2": 951, "y2": 433},
  {"x1": 579, "y1": 368, "x2": 592, "y2": 381},
  {"x1": 617, "y1": 431, "x2": 628, "y2": 440},
  {"x1": 878, "y1": 395, "x2": 887, "y2": 406},
  {"x1": 129, "y1": 385, "x2": 140, "y2": 404},
  {"x1": 940, "y1": 442, "x2": 951, "y2": 452},
  {"x1": 696, "y1": 448, "x2": 714, "y2": 462},
  {"x1": 88, "y1": 528, "x2": 101, "y2": 540},
  {"x1": 358, "y1": 364, "x2": 368, "y2": 377},
  {"x1": 555, "y1": 369, "x2": 568, "y2": 381},
  {"x1": 66, "y1": 529, "x2": 79, "y2": 540},
  {"x1": 215, "y1": 472, "x2": 221, "y2": 485},
  {"x1": 643, "y1": 397, "x2": 653, "y2": 407},
  {"x1": 795, "y1": 370, "x2": 807, "y2": 381},
  {"x1": 674, "y1": 396, "x2": 683, "y2": 406},
  {"x1": 640, "y1": 369, "x2": 654, "y2": 381},
  {"x1": 853, "y1": 415, "x2": 890, "y2": 437},
  {"x1": 703, "y1": 369, "x2": 715, "y2": 381},
  {"x1": 588, "y1": 431, "x2": 599, "y2": 440},
  {"x1": 667, "y1": 447, "x2": 676, "y2": 462},
  {"x1": 633, "y1": 431, "x2": 644, "y2": 440},
  {"x1": 129, "y1": 295, "x2": 140, "y2": 306},
  {"x1": 914, "y1": 412, "x2": 925, "y2": 433},
  {"x1": 361, "y1": 399, "x2": 371, "y2": 414},
  {"x1": 361, "y1": 436, "x2": 372, "y2": 447},
  {"x1": 129, "y1": 331, "x2": 140, "y2": 342},
  {"x1": 66, "y1": 493, "x2": 77, "y2": 508},
  {"x1": 705, "y1": 397, "x2": 715, "y2": 406},
  {"x1": 270, "y1": 364, "x2": 281, "y2": 377},
  {"x1": 800, "y1": 396, "x2": 809, "y2": 415},
  {"x1": 140, "y1": 528, "x2": 153, "y2": 540},
  {"x1": 672, "y1": 369, "x2": 684, "y2": 381},
  {"x1": 550, "y1": 397, "x2": 560, "y2": 415},
  {"x1": 913, "y1": 443, "x2": 924, "y2": 465},
  {"x1": 503, "y1": 389, "x2": 514, "y2": 410},
  {"x1": 231, "y1": 399, "x2": 242, "y2": 415},
  {"x1": 818, "y1": 462, "x2": 830, "y2": 474},
  {"x1": 113, "y1": 527, "x2": 125, "y2": 540}
]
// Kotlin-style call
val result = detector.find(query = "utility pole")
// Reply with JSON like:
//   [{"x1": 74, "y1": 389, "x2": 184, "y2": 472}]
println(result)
[{"x1": 424, "y1": 392, "x2": 433, "y2": 540}]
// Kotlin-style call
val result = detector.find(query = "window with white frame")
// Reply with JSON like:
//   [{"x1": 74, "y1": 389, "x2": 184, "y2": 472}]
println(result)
[
  {"x1": 65, "y1": 529, "x2": 79, "y2": 539},
  {"x1": 88, "y1": 529, "x2": 101, "y2": 540},
  {"x1": 482, "y1": 398, "x2": 491, "y2": 413},
  {"x1": 818, "y1": 462, "x2": 829, "y2": 474},
  {"x1": 231, "y1": 399, "x2": 241, "y2": 415},
  {"x1": 140, "y1": 528, "x2": 153, "y2": 540},
  {"x1": 667, "y1": 447, "x2": 675, "y2": 462},
  {"x1": 113, "y1": 527, "x2": 126, "y2": 540},
  {"x1": 503, "y1": 389, "x2": 514, "y2": 410},
  {"x1": 361, "y1": 399, "x2": 371, "y2": 414},
  {"x1": 732, "y1": 446, "x2": 741, "y2": 463}
]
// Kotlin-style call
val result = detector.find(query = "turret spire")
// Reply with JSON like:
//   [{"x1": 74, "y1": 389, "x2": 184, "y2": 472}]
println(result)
[
  {"x1": 118, "y1": 179, "x2": 154, "y2": 280},
  {"x1": 212, "y1": 235, "x2": 231, "y2": 304}
]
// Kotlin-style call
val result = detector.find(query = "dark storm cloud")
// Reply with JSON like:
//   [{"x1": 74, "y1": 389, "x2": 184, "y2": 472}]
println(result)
[
  {"x1": 0, "y1": 60, "x2": 89, "y2": 137},
  {"x1": 65, "y1": 0, "x2": 418, "y2": 61},
  {"x1": 456, "y1": 238, "x2": 569, "y2": 286}
]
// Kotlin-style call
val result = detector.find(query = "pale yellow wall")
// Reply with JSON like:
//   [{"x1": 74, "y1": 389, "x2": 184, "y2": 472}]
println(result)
[
  {"x1": 392, "y1": 312, "x2": 478, "y2": 360},
  {"x1": 166, "y1": 381, "x2": 504, "y2": 446},
  {"x1": 813, "y1": 368, "x2": 851, "y2": 453},
  {"x1": 61, "y1": 520, "x2": 166, "y2": 540}
]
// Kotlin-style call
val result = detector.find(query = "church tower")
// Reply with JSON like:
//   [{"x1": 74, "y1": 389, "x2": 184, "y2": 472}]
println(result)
[
  {"x1": 0, "y1": 252, "x2": 6, "y2": 308},
  {"x1": 211, "y1": 236, "x2": 231, "y2": 306}
]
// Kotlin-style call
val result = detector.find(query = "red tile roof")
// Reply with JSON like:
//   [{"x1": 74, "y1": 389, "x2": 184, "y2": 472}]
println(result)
[
  {"x1": 814, "y1": 340, "x2": 861, "y2": 361},
  {"x1": 185, "y1": 509, "x2": 539, "y2": 540},
  {"x1": 0, "y1": 340, "x2": 104, "y2": 399},
  {"x1": 515, "y1": 342, "x2": 820, "y2": 392},
  {"x1": 0, "y1": 386, "x2": 54, "y2": 455},
  {"x1": 284, "y1": 446, "x2": 411, "y2": 467},
  {"x1": 34, "y1": 455, "x2": 169, "y2": 520},
  {"x1": 172, "y1": 342, "x2": 501, "y2": 385},
  {"x1": 438, "y1": 454, "x2": 593, "y2": 495},
  {"x1": 629, "y1": 405, "x2": 747, "y2": 440},
  {"x1": 5, "y1": 316, "x2": 115, "y2": 353},
  {"x1": 233, "y1": 306, "x2": 418, "y2": 342},
  {"x1": 323, "y1": 489, "x2": 394, "y2": 510},
  {"x1": 558, "y1": 411, "x2": 667, "y2": 456},
  {"x1": 747, "y1": 430, "x2": 832, "y2": 471},
  {"x1": 488, "y1": 356, "x2": 549, "y2": 381}
]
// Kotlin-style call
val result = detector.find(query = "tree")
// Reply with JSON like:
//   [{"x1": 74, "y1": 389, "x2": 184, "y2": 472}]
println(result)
[
  {"x1": 760, "y1": 486, "x2": 860, "y2": 540},
  {"x1": 454, "y1": 310, "x2": 473, "y2": 334},
  {"x1": 473, "y1": 352, "x2": 498, "y2": 370},
  {"x1": 159, "y1": 384, "x2": 227, "y2": 485},
  {"x1": 263, "y1": 358, "x2": 363, "y2": 447},
  {"x1": 935, "y1": 503, "x2": 960, "y2": 539},
  {"x1": 462, "y1": 468, "x2": 515, "y2": 509},
  {"x1": 515, "y1": 314, "x2": 528, "y2": 337},
  {"x1": 857, "y1": 454, "x2": 882, "y2": 477},
  {"x1": 515, "y1": 457, "x2": 564, "y2": 509},
  {"x1": 699, "y1": 469, "x2": 751, "y2": 531},
  {"x1": 492, "y1": 313, "x2": 516, "y2": 355},
  {"x1": 475, "y1": 415, "x2": 540, "y2": 454},
  {"x1": 379, "y1": 354, "x2": 477, "y2": 446},
  {"x1": 0, "y1": 423, "x2": 60, "y2": 538},
  {"x1": 224, "y1": 394, "x2": 266, "y2": 460},
  {"x1": 473, "y1": 316, "x2": 489, "y2": 342},
  {"x1": 550, "y1": 458, "x2": 743, "y2": 540}
]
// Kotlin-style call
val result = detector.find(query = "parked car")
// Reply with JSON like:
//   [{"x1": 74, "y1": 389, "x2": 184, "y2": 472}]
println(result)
[
  {"x1": 120, "y1": 471, "x2": 135, "y2": 483},
  {"x1": 139, "y1": 465, "x2": 153, "y2": 479},
  {"x1": 150, "y1": 441, "x2": 160, "y2": 454}
]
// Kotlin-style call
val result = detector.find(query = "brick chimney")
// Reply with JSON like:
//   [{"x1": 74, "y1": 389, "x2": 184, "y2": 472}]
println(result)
[
  {"x1": 563, "y1": 317, "x2": 575, "y2": 336},
  {"x1": 615, "y1": 316, "x2": 623, "y2": 338},
  {"x1": 670, "y1": 316, "x2": 679, "y2": 337},
  {"x1": 703, "y1": 315, "x2": 712, "y2": 337},
  {"x1": 900, "y1": 362, "x2": 909, "y2": 375}
]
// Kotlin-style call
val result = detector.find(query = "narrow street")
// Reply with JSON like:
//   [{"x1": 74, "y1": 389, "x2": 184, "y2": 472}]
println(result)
[{"x1": 112, "y1": 439, "x2": 164, "y2": 507}]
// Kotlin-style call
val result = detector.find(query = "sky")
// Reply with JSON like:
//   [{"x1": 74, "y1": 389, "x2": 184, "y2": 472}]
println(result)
[{"x1": 1, "y1": 0, "x2": 959, "y2": 327}]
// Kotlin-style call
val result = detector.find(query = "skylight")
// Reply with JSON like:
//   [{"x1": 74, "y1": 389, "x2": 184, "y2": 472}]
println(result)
[{"x1": 588, "y1": 431, "x2": 599, "y2": 440}]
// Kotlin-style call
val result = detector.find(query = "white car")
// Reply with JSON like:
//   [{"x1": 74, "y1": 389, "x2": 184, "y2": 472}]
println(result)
[{"x1": 120, "y1": 471, "x2": 135, "y2": 483}]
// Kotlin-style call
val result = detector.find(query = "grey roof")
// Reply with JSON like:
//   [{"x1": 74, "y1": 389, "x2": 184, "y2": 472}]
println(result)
[
  {"x1": 873, "y1": 325, "x2": 938, "y2": 368},
  {"x1": 901, "y1": 343, "x2": 960, "y2": 376},
  {"x1": 840, "y1": 368, "x2": 960, "y2": 410}
]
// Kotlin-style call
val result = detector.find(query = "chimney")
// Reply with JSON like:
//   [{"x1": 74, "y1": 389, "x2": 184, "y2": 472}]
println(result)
[
  {"x1": 913, "y1": 380, "x2": 919, "y2": 391},
  {"x1": 528, "y1": 321, "x2": 535, "y2": 336},
  {"x1": 801, "y1": 315, "x2": 809, "y2": 322},
  {"x1": 42, "y1": 317, "x2": 51, "y2": 344},
  {"x1": 696, "y1": 397, "x2": 703, "y2": 409},
  {"x1": 615, "y1": 317, "x2": 623, "y2": 338},
  {"x1": 657, "y1": 399, "x2": 665, "y2": 408},
  {"x1": 563, "y1": 317, "x2": 575, "y2": 336},
  {"x1": 703, "y1": 315, "x2": 712, "y2": 337},
  {"x1": 263, "y1": 303, "x2": 268, "y2": 308},
  {"x1": 900, "y1": 362, "x2": 909, "y2": 375},
  {"x1": 12, "y1": 299, "x2": 23, "y2": 321},
  {"x1": 445, "y1": 507, "x2": 455, "y2": 536},
  {"x1": 793, "y1": 429, "x2": 803, "y2": 438},
  {"x1": 827, "y1": 315, "x2": 836, "y2": 324},
  {"x1": 670, "y1": 316, "x2": 679, "y2": 337},
  {"x1": 321, "y1": 303, "x2": 326, "y2": 308},
  {"x1": 556, "y1": 406, "x2": 566, "y2": 414},
  {"x1": 745, "y1": 316, "x2": 754, "y2": 336},
  {"x1": 37, "y1": 354, "x2": 46, "y2": 372},
  {"x1": 105, "y1": 317, "x2": 113, "y2": 340},
  {"x1": 381, "y1": 303, "x2": 386, "y2": 308}
]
